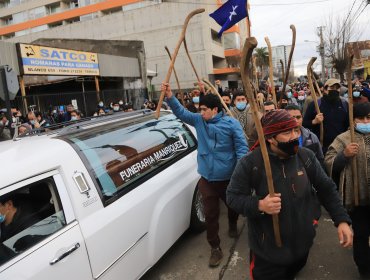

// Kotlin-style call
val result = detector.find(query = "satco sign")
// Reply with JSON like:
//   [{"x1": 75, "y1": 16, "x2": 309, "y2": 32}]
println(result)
[{"x1": 17, "y1": 43, "x2": 100, "y2": 76}]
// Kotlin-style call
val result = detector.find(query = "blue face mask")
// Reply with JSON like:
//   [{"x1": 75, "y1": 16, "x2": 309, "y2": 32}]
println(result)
[
  {"x1": 192, "y1": 96, "x2": 200, "y2": 103},
  {"x1": 356, "y1": 123, "x2": 370, "y2": 134},
  {"x1": 344, "y1": 93, "x2": 348, "y2": 98},
  {"x1": 0, "y1": 213, "x2": 6, "y2": 223},
  {"x1": 236, "y1": 102, "x2": 247, "y2": 111},
  {"x1": 30, "y1": 120, "x2": 35, "y2": 125},
  {"x1": 286, "y1": 92, "x2": 292, "y2": 99},
  {"x1": 353, "y1": 91, "x2": 361, "y2": 98}
]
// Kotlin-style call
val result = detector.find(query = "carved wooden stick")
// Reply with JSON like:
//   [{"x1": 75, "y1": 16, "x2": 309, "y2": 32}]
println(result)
[
  {"x1": 155, "y1": 8, "x2": 205, "y2": 119},
  {"x1": 280, "y1": 59, "x2": 285, "y2": 103},
  {"x1": 279, "y1": 25, "x2": 296, "y2": 107},
  {"x1": 202, "y1": 78, "x2": 234, "y2": 117},
  {"x1": 241, "y1": 37, "x2": 282, "y2": 247},
  {"x1": 346, "y1": 54, "x2": 359, "y2": 206},
  {"x1": 165, "y1": 46, "x2": 185, "y2": 106},
  {"x1": 183, "y1": 39, "x2": 200, "y2": 82},
  {"x1": 307, "y1": 57, "x2": 324, "y2": 145},
  {"x1": 265, "y1": 36, "x2": 277, "y2": 106},
  {"x1": 311, "y1": 69, "x2": 323, "y2": 97}
]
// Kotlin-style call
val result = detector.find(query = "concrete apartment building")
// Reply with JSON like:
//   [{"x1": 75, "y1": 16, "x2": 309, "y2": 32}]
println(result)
[
  {"x1": 0, "y1": 0, "x2": 249, "y2": 92},
  {"x1": 271, "y1": 45, "x2": 294, "y2": 83}
]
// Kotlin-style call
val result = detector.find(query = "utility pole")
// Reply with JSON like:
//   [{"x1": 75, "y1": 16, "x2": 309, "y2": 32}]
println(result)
[{"x1": 318, "y1": 26, "x2": 325, "y2": 82}]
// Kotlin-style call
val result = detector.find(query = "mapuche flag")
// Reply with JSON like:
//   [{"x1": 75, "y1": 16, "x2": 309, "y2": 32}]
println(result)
[{"x1": 209, "y1": 0, "x2": 248, "y2": 37}]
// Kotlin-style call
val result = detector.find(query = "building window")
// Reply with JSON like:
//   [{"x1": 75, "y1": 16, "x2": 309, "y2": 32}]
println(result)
[
  {"x1": 223, "y1": 32, "x2": 240, "y2": 50},
  {"x1": 46, "y1": 3, "x2": 62, "y2": 14},
  {"x1": 211, "y1": 29, "x2": 222, "y2": 45}
]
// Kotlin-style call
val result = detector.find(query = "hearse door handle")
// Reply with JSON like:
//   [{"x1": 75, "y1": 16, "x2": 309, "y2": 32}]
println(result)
[{"x1": 49, "y1": 243, "x2": 80, "y2": 265}]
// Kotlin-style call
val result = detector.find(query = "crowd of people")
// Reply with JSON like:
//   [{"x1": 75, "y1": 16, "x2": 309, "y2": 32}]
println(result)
[
  {"x1": 1, "y1": 76, "x2": 370, "y2": 279},
  {"x1": 0, "y1": 100, "x2": 142, "y2": 140},
  {"x1": 163, "y1": 77, "x2": 370, "y2": 280}
]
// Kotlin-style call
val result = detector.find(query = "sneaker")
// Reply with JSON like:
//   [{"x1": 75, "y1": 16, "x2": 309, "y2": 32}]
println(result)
[
  {"x1": 209, "y1": 247, "x2": 223, "y2": 267},
  {"x1": 228, "y1": 224, "x2": 238, "y2": 238}
]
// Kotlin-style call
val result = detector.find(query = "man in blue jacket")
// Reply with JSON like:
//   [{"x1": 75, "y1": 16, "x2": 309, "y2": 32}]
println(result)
[{"x1": 161, "y1": 82, "x2": 248, "y2": 267}]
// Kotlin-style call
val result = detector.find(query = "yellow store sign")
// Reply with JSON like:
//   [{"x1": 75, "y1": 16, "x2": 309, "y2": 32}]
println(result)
[{"x1": 18, "y1": 43, "x2": 100, "y2": 76}]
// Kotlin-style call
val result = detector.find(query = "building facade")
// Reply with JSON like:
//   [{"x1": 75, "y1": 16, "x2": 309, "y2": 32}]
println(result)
[
  {"x1": 0, "y1": 0, "x2": 249, "y2": 92},
  {"x1": 271, "y1": 44, "x2": 294, "y2": 84}
]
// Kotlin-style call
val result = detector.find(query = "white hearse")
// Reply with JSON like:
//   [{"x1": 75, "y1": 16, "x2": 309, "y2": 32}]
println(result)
[{"x1": 0, "y1": 110, "x2": 204, "y2": 280}]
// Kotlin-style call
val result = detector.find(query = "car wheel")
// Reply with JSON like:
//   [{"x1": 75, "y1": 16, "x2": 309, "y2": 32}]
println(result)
[{"x1": 190, "y1": 184, "x2": 206, "y2": 233}]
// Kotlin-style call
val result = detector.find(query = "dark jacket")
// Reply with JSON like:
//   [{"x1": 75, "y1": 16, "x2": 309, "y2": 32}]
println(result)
[
  {"x1": 226, "y1": 147, "x2": 351, "y2": 265},
  {"x1": 303, "y1": 97, "x2": 349, "y2": 153}
]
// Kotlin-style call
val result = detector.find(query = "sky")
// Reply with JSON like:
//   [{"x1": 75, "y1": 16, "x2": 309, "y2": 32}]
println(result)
[{"x1": 248, "y1": 0, "x2": 370, "y2": 76}]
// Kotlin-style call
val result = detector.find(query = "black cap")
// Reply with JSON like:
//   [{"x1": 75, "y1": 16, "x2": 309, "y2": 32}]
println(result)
[{"x1": 353, "y1": 103, "x2": 370, "y2": 118}]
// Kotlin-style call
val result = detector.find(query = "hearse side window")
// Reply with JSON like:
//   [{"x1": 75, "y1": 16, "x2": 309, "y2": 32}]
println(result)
[
  {"x1": 0, "y1": 177, "x2": 66, "y2": 266},
  {"x1": 64, "y1": 114, "x2": 196, "y2": 204}
]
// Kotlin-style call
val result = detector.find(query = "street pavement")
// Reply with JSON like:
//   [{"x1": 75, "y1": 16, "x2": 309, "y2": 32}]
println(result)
[{"x1": 142, "y1": 203, "x2": 363, "y2": 280}]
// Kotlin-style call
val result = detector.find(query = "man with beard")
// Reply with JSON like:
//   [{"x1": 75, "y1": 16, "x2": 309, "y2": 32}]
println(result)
[
  {"x1": 227, "y1": 109, "x2": 352, "y2": 280},
  {"x1": 303, "y1": 79, "x2": 349, "y2": 154}
]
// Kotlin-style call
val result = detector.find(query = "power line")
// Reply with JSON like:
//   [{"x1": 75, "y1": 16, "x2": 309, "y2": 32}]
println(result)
[
  {"x1": 340, "y1": 0, "x2": 358, "y2": 34},
  {"x1": 353, "y1": 2, "x2": 369, "y2": 24},
  {"x1": 338, "y1": 0, "x2": 367, "y2": 36}
]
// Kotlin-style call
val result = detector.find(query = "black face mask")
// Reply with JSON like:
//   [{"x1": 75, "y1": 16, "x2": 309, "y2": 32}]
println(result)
[
  {"x1": 280, "y1": 103, "x2": 288, "y2": 109},
  {"x1": 324, "y1": 90, "x2": 340, "y2": 103},
  {"x1": 276, "y1": 138, "x2": 299, "y2": 156}
]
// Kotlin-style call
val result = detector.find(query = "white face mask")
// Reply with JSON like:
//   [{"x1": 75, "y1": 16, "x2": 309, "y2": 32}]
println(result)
[
  {"x1": 298, "y1": 95, "x2": 305, "y2": 101},
  {"x1": 113, "y1": 107, "x2": 120, "y2": 112}
]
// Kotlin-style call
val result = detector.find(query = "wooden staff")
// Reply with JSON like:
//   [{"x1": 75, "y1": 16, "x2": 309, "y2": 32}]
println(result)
[
  {"x1": 279, "y1": 25, "x2": 296, "y2": 107},
  {"x1": 241, "y1": 37, "x2": 282, "y2": 247},
  {"x1": 184, "y1": 38, "x2": 207, "y2": 95},
  {"x1": 280, "y1": 59, "x2": 285, "y2": 99},
  {"x1": 183, "y1": 39, "x2": 201, "y2": 82},
  {"x1": 346, "y1": 54, "x2": 359, "y2": 206},
  {"x1": 253, "y1": 56, "x2": 259, "y2": 90},
  {"x1": 307, "y1": 57, "x2": 324, "y2": 146},
  {"x1": 311, "y1": 69, "x2": 323, "y2": 97},
  {"x1": 165, "y1": 46, "x2": 185, "y2": 106},
  {"x1": 202, "y1": 78, "x2": 234, "y2": 117},
  {"x1": 265, "y1": 36, "x2": 277, "y2": 106},
  {"x1": 155, "y1": 8, "x2": 205, "y2": 119}
]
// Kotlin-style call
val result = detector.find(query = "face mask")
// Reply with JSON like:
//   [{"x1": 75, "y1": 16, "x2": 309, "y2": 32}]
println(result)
[
  {"x1": 71, "y1": 116, "x2": 78, "y2": 121},
  {"x1": 52, "y1": 110, "x2": 57, "y2": 114},
  {"x1": 98, "y1": 102, "x2": 104, "y2": 107},
  {"x1": 325, "y1": 90, "x2": 340, "y2": 103},
  {"x1": 30, "y1": 120, "x2": 35, "y2": 125},
  {"x1": 0, "y1": 212, "x2": 6, "y2": 223},
  {"x1": 356, "y1": 123, "x2": 370, "y2": 134},
  {"x1": 113, "y1": 107, "x2": 120, "y2": 112},
  {"x1": 119, "y1": 101, "x2": 124, "y2": 105},
  {"x1": 192, "y1": 96, "x2": 200, "y2": 103},
  {"x1": 353, "y1": 91, "x2": 361, "y2": 98},
  {"x1": 298, "y1": 95, "x2": 305, "y2": 101},
  {"x1": 344, "y1": 93, "x2": 348, "y2": 98},
  {"x1": 281, "y1": 103, "x2": 288, "y2": 109},
  {"x1": 276, "y1": 138, "x2": 299, "y2": 156},
  {"x1": 236, "y1": 102, "x2": 247, "y2": 111},
  {"x1": 286, "y1": 92, "x2": 292, "y2": 99}
]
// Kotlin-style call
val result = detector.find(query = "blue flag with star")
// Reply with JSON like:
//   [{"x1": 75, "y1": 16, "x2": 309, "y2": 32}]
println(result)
[{"x1": 209, "y1": 0, "x2": 248, "y2": 37}]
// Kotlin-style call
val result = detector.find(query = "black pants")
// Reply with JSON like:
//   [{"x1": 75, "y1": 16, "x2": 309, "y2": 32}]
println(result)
[
  {"x1": 250, "y1": 250, "x2": 309, "y2": 280},
  {"x1": 350, "y1": 206, "x2": 370, "y2": 272},
  {"x1": 198, "y1": 177, "x2": 238, "y2": 248}
]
